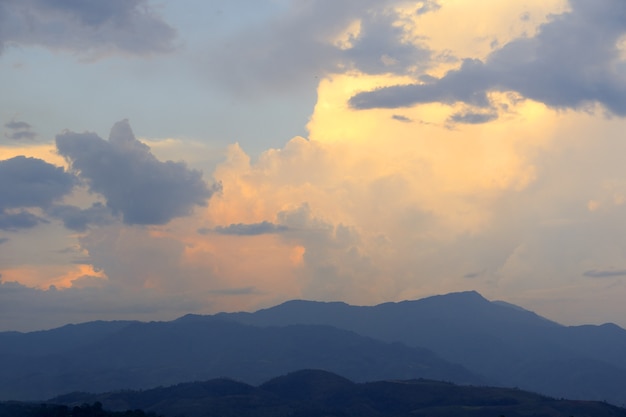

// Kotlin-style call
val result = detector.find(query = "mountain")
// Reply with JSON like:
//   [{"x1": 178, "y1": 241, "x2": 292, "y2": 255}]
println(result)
[
  {"x1": 4, "y1": 290, "x2": 626, "y2": 405},
  {"x1": 0, "y1": 317, "x2": 481, "y2": 401},
  {"x1": 215, "y1": 291, "x2": 626, "y2": 405},
  {"x1": 49, "y1": 369, "x2": 626, "y2": 417}
]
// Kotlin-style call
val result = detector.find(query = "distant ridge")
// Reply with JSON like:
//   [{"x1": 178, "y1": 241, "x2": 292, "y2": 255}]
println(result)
[
  {"x1": 3, "y1": 291, "x2": 626, "y2": 406},
  {"x1": 0, "y1": 317, "x2": 481, "y2": 401},
  {"x1": 216, "y1": 291, "x2": 626, "y2": 405}
]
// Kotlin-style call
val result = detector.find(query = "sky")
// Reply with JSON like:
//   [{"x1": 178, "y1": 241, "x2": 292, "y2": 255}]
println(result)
[{"x1": 2, "y1": 0, "x2": 626, "y2": 332}]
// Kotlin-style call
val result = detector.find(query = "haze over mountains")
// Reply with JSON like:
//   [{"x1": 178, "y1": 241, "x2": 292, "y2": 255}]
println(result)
[{"x1": 2, "y1": 291, "x2": 626, "y2": 406}]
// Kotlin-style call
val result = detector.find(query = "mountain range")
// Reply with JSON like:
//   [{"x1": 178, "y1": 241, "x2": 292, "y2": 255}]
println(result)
[{"x1": 1, "y1": 291, "x2": 626, "y2": 406}]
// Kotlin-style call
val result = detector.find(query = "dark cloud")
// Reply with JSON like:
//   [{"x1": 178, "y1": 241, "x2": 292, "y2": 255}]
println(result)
[
  {"x1": 350, "y1": 0, "x2": 626, "y2": 117},
  {"x1": 56, "y1": 120, "x2": 219, "y2": 225},
  {"x1": 391, "y1": 114, "x2": 413, "y2": 123},
  {"x1": 583, "y1": 269, "x2": 626, "y2": 278},
  {"x1": 349, "y1": 58, "x2": 492, "y2": 109},
  {"x1": 213, "y1": 221, "x2": 289, "y2": 236},
  {"x1": 448, "y1": 111, "x2": 498, "y2": 125},
  {"x1": 206, "y1": 0, "x2": 433, "y2": 95},
  {"x1": 0, "y1": 210, "x2": 42, "y2": 231},
  {"x1": 47, "y1": 202, "x2": 114, "y2": 232},
  {"x1": 0, "y1": 156, "x2": 75, "y2": 230},
  {"x1": 0, "y1": 0, "x2": 176, "y2": 57}
]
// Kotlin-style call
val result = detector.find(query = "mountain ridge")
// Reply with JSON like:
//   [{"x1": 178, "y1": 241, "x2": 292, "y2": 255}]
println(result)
[
  {"x1": 47, "y1": 369, "x2": 626, "y2": 417},
  {"x1": 3, "y1": 291, "x2": 626, "y2": 405}
]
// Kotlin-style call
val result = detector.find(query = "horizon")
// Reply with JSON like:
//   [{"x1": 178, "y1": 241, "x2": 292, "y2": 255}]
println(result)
[{"x1": 3, "y1": 0, "x2": 626, "y2": 332}]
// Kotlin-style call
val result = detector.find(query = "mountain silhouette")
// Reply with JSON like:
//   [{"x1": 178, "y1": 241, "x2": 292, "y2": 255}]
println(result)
[
  {"x1": 0, "y1": 317, "x2": 480, "y2": 400},
  {"x1": 3, "y1": 291, "x2": 626, "y2": 405},
  {"x1": 48, "y1": 369, "x2": 626, "y2": 417},
  {"x1": 215, "y1": 291, "x2": 626, "y2": 405}
]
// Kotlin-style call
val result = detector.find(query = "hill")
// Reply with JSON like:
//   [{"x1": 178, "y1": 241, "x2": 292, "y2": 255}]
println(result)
[{"x1": 49, "y1": 369, "x2": 626, "y2": 417}]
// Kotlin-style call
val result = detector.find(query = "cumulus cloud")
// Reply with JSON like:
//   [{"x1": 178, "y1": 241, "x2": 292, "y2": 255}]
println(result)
[
  {"x1": 349, "y1": 0, "x2": 626, "y2": 116},
  {"x1": 46, "y1": 203, "x2": 115, "y2": 232},
  {"x1": 0, "y1": 0, "x2": 176, "y2": 57},
  {"x1": 0, "y1": 156, "x2": 75, "y2": 230},
  {"x1": 56, "y1": 120, "x2": 219, "y2": 225},
  {"x1": 0, "y1": 156, "x2": 75, "y2": 210},
  {"x1": 206, "y1": 0, "x2": 432, "y2": 95}
]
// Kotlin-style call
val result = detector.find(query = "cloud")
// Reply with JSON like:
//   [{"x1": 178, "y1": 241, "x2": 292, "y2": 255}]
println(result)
[
  {"x1": 209, "y1": 286, "x2": 260, "y2": 296},
  {"x1": 415, "y1": 0, "x2": 442, "y2": 15},
  {"x1": 213, "y1": 221, "x2": 289, "y2": 236},
  {"x1": 391, "y1": 114, "x2": 413, "y2": 123},
  {"x1": 0, "y1": 0, "x2": 176, "y2": 57},
  {"x1": 448, "y1": 111, "x2": 498, "y2": 125},
  {"x1": 0, "y1": 238, "x2": 8, "y2": 245},
  {"x1": 56, "y1": 120, "x2": 219, "y2": 225},
  {"x1": 4, "y1": 120, "x2": 31, "y2": 130},
  {"x1": 349, "y1": 0, "x2": 626, "y2": 116},
  {"x1": 0, "y1": 156, "x2": 75, "y2": 230},
  {"x1": 583, "y1": 269, "x2": 626, "y2": 278},
  {"x1": 46, "y1": 203, "x2": 115, "y2": 232},
  {"x1": 0, "y1": 156, "x2": 75, "y2": 210},
  {"x1": 3, "y1": 120, "x2": 37, "y2": 140},
  {"x1": 0, "y1": 210, "x2": 42, "y2": 231},
  {"x1": 206, "y1": 0, "x2": 433, "y2": 95}
]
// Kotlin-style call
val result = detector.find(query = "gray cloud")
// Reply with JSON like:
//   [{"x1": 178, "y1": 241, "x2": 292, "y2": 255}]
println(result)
[
  {"x1": 5, "y1": 130, "x2": 37, "y2": 140},
  {"x1": 4, "y1": 119, "x2": 37, "y2": 140},
  {"x1": 206, "y1": 0, "x2": 433, "y2": 95},
  {"x1": 4, "y1": 120, "x2": 31, "y2": 130},
  {"x1": 0, "y1": 156, "x2": 75, "y2": 210},
  {"x1": 583, "y1": 269, "x2": 626, "y2": 278},
  {"x1": 47, "y1": 202, "x2": 114, "y2": 232},
  {"x1": 0, "y1": 237, "x2": 8, "y2": 245},
  {"x1": 56, "y1": 120, "x2": 218, "y2": 225},
  {"x1": 213, "y1": 221, "x2": 289, "y2": 236},
  {"x1": 0, "y1": 156, "x2": 75, "y2": 229},
  {"x1": 0, "y1": 0, "x2": 176, "y2": 57},
  {"x1": 350, "y1": 0, "x2": 626, "y2": 117},
  {"x1": 0, "y1": 210, "x2": 42, "y2": 231},
  {"x1": 448, "y1": 111, "x2": 498, "y2": 125},
  {"x1": 391, "y1": 114, "x2": 413, "y2": 123}
]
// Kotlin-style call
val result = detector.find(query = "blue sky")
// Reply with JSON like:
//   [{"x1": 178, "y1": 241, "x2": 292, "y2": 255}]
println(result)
[{"x1": 3, "y1": 0, "x2": 626, "y2": 331}]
